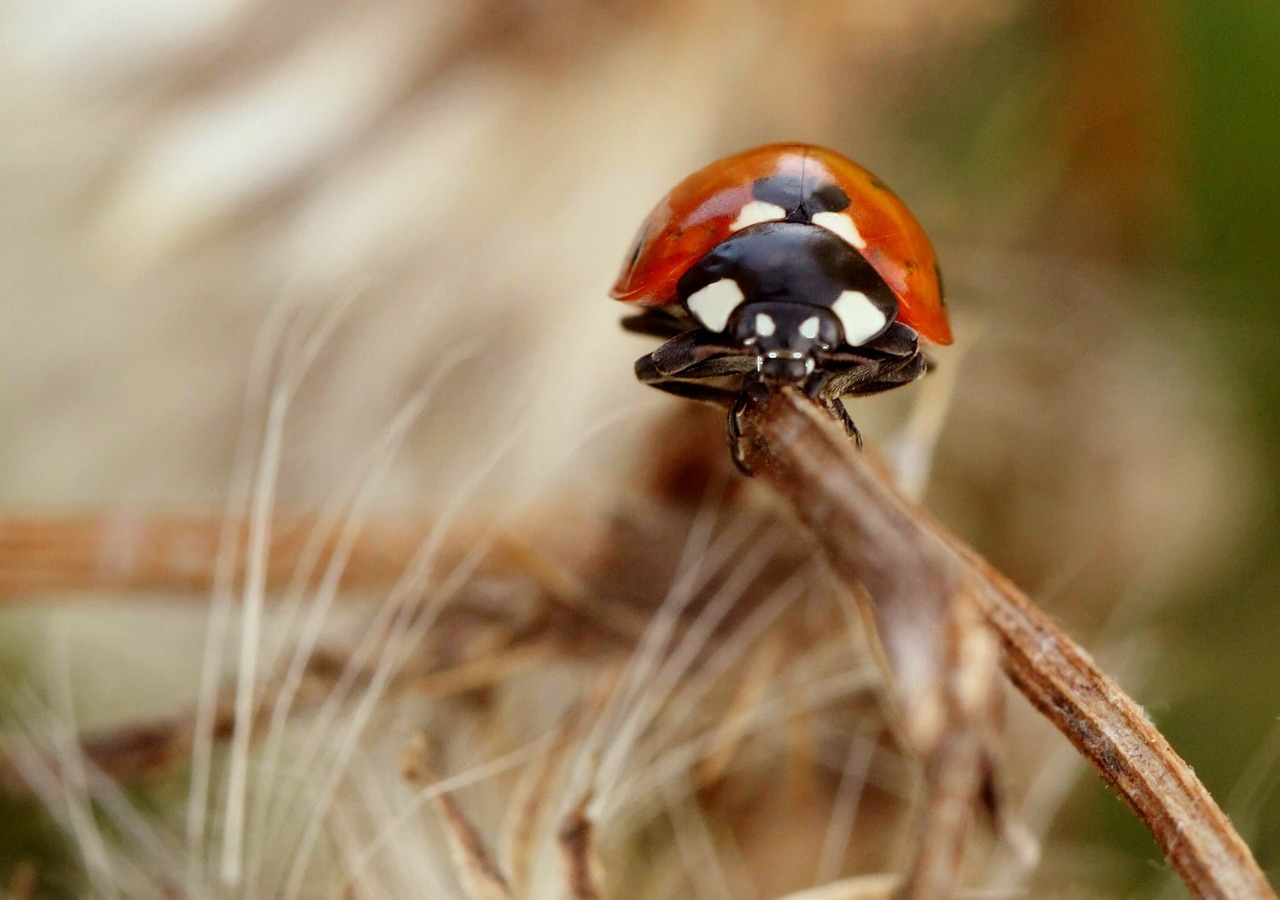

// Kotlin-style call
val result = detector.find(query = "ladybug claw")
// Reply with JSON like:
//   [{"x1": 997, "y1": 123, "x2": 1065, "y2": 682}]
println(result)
[
  {"x1": 727, "y1": 381, "x2": 769, "y2": 476},
  {"x1": 728, "y1": 431, "x2": 755, "y2": 477},
  {"x1": 727, "y1": 403, "x2": 753, "y2": 477},
  {"x1": 829, "y1": 398, "x2": 863, "y2": 450}
]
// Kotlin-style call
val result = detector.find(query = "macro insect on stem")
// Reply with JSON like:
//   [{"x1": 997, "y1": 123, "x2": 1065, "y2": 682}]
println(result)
[
  {"x1": 612, "y1": 142, "x2": 951, "y2": 470},
  {"x1": 614, "y1": 144, "x2": 1275, "y2": 898}
]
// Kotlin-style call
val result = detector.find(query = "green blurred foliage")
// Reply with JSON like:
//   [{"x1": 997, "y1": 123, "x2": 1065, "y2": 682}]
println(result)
[
  {"x1": 1172, "y1": 0, "x2": 1280, "y2": 890},
  {"x1": 909, "y1": 0, "x2": 1279, "y2": 891},
  {"x1": 933, "y1": 1, "x2": 1280, "y2": 891},
  {"x1": 1179, "y1": 1, "x2": 1280, "y2": 312},
  {"x1": 0, "y1": 800, "x2": 73, "y2": 899}
]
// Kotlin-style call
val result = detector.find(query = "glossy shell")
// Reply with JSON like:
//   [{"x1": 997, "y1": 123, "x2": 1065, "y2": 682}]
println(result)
[{"x1": 612, "y1": 143, "x2": 952, "y2": 345}]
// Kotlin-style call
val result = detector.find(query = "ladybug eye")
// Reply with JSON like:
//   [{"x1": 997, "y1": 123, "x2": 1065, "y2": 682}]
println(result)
[
  {"x1": 686, "y1": 279, "x2": 745, "y2": 332},
  {"x1": 731, "y1": 201, "x2": 787, "y2": 232},
  {"x1": 832, "y1": 290, "x2": 888, "y2": 345}
]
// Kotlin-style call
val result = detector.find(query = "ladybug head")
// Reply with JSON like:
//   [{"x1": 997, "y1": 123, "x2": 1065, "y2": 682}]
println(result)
[
  {"x1": 676, "y1": 221, "x2": 900, "y2": 385},
  {"x1": 728, "y1": 302, "x2": 841, "y2": 384}
]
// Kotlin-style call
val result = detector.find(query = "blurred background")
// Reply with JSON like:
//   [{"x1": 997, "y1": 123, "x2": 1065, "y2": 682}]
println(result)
[{"x1": 1, "y1": 0, "x2": 1278, "y2": 895}]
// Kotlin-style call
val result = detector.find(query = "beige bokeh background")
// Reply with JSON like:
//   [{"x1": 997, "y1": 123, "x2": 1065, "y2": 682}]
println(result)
[{"x1": 3, "y1": 0, "x2": 1276, "y2": 894}]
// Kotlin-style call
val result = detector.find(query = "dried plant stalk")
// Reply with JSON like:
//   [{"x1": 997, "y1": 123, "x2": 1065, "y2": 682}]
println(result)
[
  {"x1": 0, "y1": 515, "x2": 428, "y2": 596},
  {"x1": 0, "y1": 514, "x2": 591, "y2": 599},
  {"x1": 736, "y1": 388, "x2": 1273, "y2": 900},
  {"x1": 0, "y1": 396, "x2": 1272, "y2": 897},
  {"x1": 402, "y1": 732, "x2": 514, "y2": 900},
  {"x1": 973, "y1": 554, "x2": 1274, "y2": 900},
  {"x1": 736, "y1": 391, "x2": 999, "y2": 899},
  {"x1": 558, "y1": 798, "x2": 606, "y2": 900}
]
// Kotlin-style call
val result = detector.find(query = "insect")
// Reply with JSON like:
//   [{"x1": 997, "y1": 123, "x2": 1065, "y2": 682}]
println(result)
[{"x1": 613, "y1": 142, "x2": 952, "y2": 470}]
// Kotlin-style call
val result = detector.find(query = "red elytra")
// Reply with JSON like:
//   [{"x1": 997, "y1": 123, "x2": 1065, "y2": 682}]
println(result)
[{"x1": 611, "y1": 143, "x2": 952, "y2": 345}]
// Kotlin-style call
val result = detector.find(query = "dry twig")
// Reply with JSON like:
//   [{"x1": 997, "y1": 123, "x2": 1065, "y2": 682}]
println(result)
[
  {"x1": 0, "y1": 514, "x2": 589, "y2": 599},
  {"x1": 402, "y1": 731, "x2": 514, "y2": 900},
  {"x1": 0, "y1": 398, "x2": 1270, "y2": 897},
  {"x1": 558, "y1": 796, "x2": 606, "y2": 900},
  {"x1": 735, "y1": 387, "x2": 1273, "y2": 900}
]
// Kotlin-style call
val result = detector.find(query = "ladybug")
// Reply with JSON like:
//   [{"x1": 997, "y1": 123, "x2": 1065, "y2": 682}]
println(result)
[{"x1": 613, "y1": 142, "x2": 952, "y2": 467}]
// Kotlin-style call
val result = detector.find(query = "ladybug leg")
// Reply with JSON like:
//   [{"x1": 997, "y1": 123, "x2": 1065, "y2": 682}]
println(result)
[
  {"x1": 861, "y1": 321, "x2": 921, "y2": 359},
  {"x1": 814, "y1": 323, "x2": 920, "y2": 371},
  {"x1": 803, "y1": 344, "x2": 930, "y2": 446},
  {"x1": 636, "y1": 374, "x2": 741, "y2": 409},
  {"x1": 639, "y1": 330, "x2": 755, "y2": 380},
  {"x1": 827, "y1": 397, "x2": 863, "y2": 449},
  {"x1": 726, "y1": 377, "x2": 770, "y2": 475},
  {"x1": 805, "y1": 372, "x2": 864, "y2": 449},
  {"x1": 621, "y1": 309, "x2": 695, "y2": 339},
  {"x1": 634, "y1": 343, "x2": 761, "y2": 475},
  {"x1": 635, "y1": 339, "x2": 748, "y2": 409},
  {"x1": 838, "y1": 351, "x2": 930, "y2": 397}
]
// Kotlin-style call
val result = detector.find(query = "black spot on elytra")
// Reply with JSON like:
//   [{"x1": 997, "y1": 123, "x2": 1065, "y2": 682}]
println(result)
[
  {"x1": 751, "y1": 173, "x2": 803, "y2": 209},
  {"x1": 934, "y1": 261, "x2": 947, "y2": 305},
  {"x1": 751, "y1": 174, "x2": 851, "y2": 224},
  {"x1": 807, "y1": 182, "x2": 850, "y2": 214}
]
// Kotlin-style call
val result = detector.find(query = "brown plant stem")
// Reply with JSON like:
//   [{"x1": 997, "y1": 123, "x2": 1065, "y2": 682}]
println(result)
[
  {"x1": 736, "y1": 390, "x2": 998, "y2": 899},
  {"x1": 735, "y1": 387, "x2": 1273, "y2": 900},
  {"x1": 0, "y1": 513, "x2": 589, "y2": 599},
  {"x1": 0, "y1": 399, "x2": 1271, "y2": 897}
]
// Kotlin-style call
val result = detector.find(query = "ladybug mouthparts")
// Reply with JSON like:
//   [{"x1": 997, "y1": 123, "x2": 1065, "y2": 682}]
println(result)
[{"x1": 757, "y1": 350, "x2": 814, "y2": 384}]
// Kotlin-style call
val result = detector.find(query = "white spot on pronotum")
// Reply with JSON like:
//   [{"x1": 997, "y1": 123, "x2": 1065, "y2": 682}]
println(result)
[
  {"x1": 832, "y1": 290, "x2": 888, "y2": 345},
  {"x1": 731, "y1": 200, "x2": 787, "y2": 232},
  {"x1": 686, "y1": 279, "x2": 745, "y2": 332},
  {"x1": 754, "y1": 313, "x2": 776, "y2": 337},
  {"x1": 798, "y1": 316, "x2": 820, "y2": 340},
  {"x1": 812, "y1": 211, "x2": 867, "y2": 249}
]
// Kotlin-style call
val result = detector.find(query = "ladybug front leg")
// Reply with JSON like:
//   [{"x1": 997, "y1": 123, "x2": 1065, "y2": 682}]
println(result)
[
  {"x1": 636, "y1": 329, "x2": 756, "y2": 383},
  {"x1": 802, "y1": 352, "x2": 931, "y2": 450},
  {"x1": 835, "y1": 351, "x2": 930, "y2": 397},
  {"x1": 804, "y1": 371, "x2": 863, "y2": 449},
  {"x1": 727, "y1": 376, "x2": 772, "y2": 474},
  {"x1": 634, "y1": 369, "x2": 741, "y2": 409},
  {"x1": 826, "y1": 397, "x2": 863, "y2": 449},
  {"x1": 634, "y1": 331, "x2": 751, "y2": 410},
  {"x1": 635, "y1": 330, "x2": 762, "y2": 475},
  {"x1": 805, "y1": 346, "x2": 929, "y2": 446}
]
